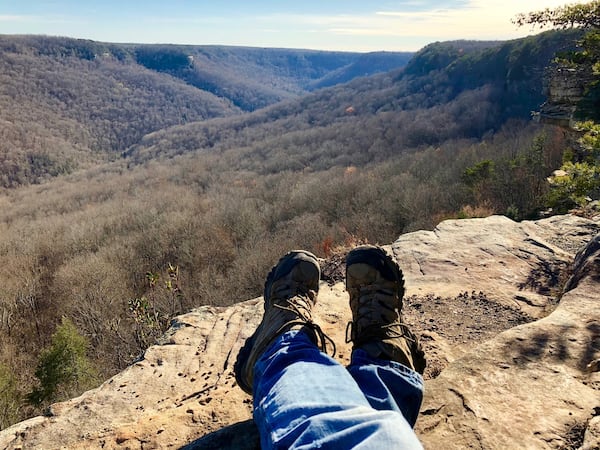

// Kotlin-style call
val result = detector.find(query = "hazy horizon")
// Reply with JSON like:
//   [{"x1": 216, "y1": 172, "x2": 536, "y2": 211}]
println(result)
[{"x1": 0, "y1": 0, "x2": 571, "y2": 52}]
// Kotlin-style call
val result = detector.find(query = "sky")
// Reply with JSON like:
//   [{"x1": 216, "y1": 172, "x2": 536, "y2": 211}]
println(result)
[{"x1": 0, "y1": 0, "x2": 575, "y2": 52}]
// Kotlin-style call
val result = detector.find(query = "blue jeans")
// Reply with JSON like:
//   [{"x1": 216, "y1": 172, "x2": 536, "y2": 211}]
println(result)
[{"x1": 253, "y1": 330, "x2": 424, "y2": 449}]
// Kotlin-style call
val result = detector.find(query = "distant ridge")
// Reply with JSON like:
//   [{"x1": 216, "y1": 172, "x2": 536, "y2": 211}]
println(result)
[
  {"x1": 0, "y1": 35, "x2": 412, "y2": 111},
  {"x1": 125, "y1": 29, "x2": 583, "y2": 166},
  {"x1": 309, "y1": 51, "x2": 413, "y2": 89},
  {"x1": 0, "y1": 34, "x2": 412, "y2": 187}
]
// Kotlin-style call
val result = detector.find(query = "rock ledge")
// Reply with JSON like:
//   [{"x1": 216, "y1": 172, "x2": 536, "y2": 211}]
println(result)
[{"x1": 1, "y1": 214, "x2": 599, "y2": 450}]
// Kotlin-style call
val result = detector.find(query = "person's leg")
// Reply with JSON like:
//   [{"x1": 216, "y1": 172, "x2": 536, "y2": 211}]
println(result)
[
  {"x1": 253, "y1": 329, "x2": 423, "y2": 449},
  {"x1": 234, "y1": 250, "x2": 422, "y2": 450},
  {"x1": 345, "y1": 245, "x2": 427, "y2": 426},
  {"x1": 347, "y1": 349, "x2": 424, "y2": 426}
]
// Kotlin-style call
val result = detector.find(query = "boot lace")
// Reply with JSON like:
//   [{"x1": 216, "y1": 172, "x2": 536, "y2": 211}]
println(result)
[
  {"x1": 345, "y1": 284, "x2": 414, "y2": 345},
  {"x1": 271, "y1": 282, "x2": 337, "y2": 357}
]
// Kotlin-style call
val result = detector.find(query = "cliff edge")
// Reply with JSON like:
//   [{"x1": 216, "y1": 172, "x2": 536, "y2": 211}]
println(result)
[{"x1": 1, "y1": 214, "x2": 599, "y2": 449}]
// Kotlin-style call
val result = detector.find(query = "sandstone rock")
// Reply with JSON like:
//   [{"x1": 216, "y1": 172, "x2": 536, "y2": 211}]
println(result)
[
  {"x1": 538, "y1": 64, "x2": 596, "y2": 127},
  {"x1": 582, "y1": 415, "x2": 600, "y2": 450},
  {"x1": 0, "y1": 214, "x2": 598, "y2": 449},
  {"x1": 417, "y1": 245, "x2": 600, "y2": 448}
]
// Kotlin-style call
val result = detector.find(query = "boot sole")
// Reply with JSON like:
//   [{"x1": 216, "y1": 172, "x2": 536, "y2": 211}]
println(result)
[
  {"x1": 264, "y1": 250, "x2": 320, "y2": 304},
  {"x1": 346, "y1": 245, "x2": 404, "y2": 299}
]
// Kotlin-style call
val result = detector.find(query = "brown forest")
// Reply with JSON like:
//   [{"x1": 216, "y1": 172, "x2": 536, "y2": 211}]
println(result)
[{"x1": 0, "y1": 30, "x2": 583, "y2": 427}]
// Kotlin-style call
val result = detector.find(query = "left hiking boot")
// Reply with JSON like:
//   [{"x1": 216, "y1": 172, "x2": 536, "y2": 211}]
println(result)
[
  {"x1": 234, "y1": 250, "x2": 328, "y2": 395},
  {"x1": 346, "y1": 245, "x2": 426, "y2": 374}
]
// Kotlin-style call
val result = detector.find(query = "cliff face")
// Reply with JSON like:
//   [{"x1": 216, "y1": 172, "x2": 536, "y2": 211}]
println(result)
[
  {"x1": 1, "y1": 214, "x2": 599, "y2": 450},
  {"x1": 537, "y1": 63, "x2": 597, "y2": 127}
]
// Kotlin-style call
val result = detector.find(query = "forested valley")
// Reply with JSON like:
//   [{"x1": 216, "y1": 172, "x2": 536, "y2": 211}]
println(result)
[{"x1": 0, "y1": 28, "x2": 592, "y2": 428}]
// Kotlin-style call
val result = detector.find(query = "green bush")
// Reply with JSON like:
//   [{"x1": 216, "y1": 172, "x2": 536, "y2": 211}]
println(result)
[
  {"x1": 547, "y1": 161, "x2": 600, "y2": 210},
  {"x1": 547, "y1": 121, "x2": 600, "y2": 211},
  {"x1": 27, "y1": 317, "x2": 98, "y2": 407},
  {"x1": 0, "y1": 363, "x2": 20, "y2": 430}
]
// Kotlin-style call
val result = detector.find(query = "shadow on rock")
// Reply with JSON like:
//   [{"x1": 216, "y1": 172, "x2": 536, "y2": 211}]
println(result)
[
  {"x1": 581, "y1": 322, "x2": 600, "y2": 372},
  {"x1": 509, "y1": 327, "x2": 574, "y2": 366},
  {"x1": 180, "y1": 419, "x2": 260, "y2": 450},
  {"x1": 505, "y1": 233, "x2": 600, "y2": 369},
  {"x1": 564, "y1": 233, "x2": 600, "y2": 292}
]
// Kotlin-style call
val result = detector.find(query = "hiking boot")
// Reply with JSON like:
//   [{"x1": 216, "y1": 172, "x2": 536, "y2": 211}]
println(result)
[
  {"x1": 234, "y1": 250, "x2": 329, "y2": 394},
  {"x1": 346, "y1": 245, "x2": 426, "y2": 374}
]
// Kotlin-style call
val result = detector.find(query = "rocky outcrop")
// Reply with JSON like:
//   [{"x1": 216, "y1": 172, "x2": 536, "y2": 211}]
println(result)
[
  {"x1": 537, "y1": 64, "x2": 596, "y2": 127},
  {"x1": 0, "y1": 214, "x2": 598, "y2": 449},
  {"x1": 417, "y1": 229, "x2": 600, "y2": 449}
]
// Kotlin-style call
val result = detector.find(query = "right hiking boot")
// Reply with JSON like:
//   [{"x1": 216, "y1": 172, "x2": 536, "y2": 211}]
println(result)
[
  {"x1": 346, "y1": 245, "x2": 426, "y2": 374},
  {"x1": 234, "y1": 250, "x2": 329, "y2": 395}
]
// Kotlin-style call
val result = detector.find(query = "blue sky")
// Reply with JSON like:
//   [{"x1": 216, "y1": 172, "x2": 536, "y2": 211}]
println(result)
[{"x1": 0, "y1": 1, "x2": 570, "y2": 51}]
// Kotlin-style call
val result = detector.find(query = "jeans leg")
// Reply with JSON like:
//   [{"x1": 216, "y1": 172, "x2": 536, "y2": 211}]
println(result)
[
  {"x1": 253, "y1": 330, "x2": 423, "y2": 450},
  {"x1": 347, "y1": 349, "x2": 424, "y2": 427}
]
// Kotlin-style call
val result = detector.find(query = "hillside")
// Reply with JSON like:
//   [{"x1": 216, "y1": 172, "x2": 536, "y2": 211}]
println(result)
[
  {"x1": 0, "y1": 31, "x2": 581, "y2": 188},
  {"x1": 125, "y1": 30, "x2": 582, "y2": 167},
  {"x1": 308, "y1": 51, "x2": 414, "y2": 89},
  {"x1": 0, "y1": 35, "x2": 411, "y2": 187},
  {"x1": 0, "y1": 214, "x2": 598, "y2": 449}
]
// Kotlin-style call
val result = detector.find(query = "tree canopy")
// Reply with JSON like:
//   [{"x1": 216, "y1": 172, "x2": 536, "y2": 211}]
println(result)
[{"x1": 514, "y1": 1, "x2": 600, "y2": 29}]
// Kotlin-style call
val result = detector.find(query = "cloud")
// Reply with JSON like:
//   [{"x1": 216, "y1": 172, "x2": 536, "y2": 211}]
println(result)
[
  {"x1": 0, "y1": 13, "x2": 77, "y2": 26},
  {"x1": 0, "y1": 15, "x2": 37, "y2": 22},
  {"x1": 240, "y1": 0, "x2": 573, "y2": 51},
  {"x1": 142, "y1": 16, "x2": 229, "y2": 25},
  {"x1": 296, "y1": 0, "x2": 571, "y2": 42}
]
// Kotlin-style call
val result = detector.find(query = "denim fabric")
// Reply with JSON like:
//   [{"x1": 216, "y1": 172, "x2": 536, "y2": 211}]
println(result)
[
  {"x1": 253, "y1": 330, "x2": 424, "y2": 450},
  {"x1": 348, "y1": 349, "x2": 424, "y2": 427}
]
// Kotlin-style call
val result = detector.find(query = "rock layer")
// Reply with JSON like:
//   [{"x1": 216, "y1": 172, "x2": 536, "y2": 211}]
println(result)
[{"x1": 0, "y1": 214, "x2": 598, "y2": 449}]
